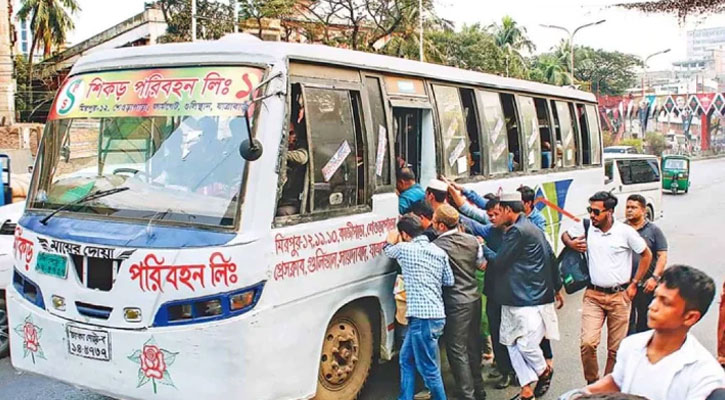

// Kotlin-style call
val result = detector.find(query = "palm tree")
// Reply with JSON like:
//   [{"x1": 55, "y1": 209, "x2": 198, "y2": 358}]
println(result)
[
  {"x1": 531, "y1": 54, "x2": 570, "y2": 86},
  {"x1": 17, "y1": 0, "x2": 80, "y2": 103},
  {"x1": 488, "y1": 15, "x2": 535, "y2": 77}
]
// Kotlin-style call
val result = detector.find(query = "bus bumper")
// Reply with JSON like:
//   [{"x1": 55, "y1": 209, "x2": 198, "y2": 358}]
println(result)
[{"x1": 6, "y1": 288, "x2": 291, "y2": 400}]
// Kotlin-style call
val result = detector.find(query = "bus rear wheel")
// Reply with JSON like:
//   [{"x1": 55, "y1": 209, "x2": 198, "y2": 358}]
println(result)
[
  {"x1": 0, "y1": 296, "x2": 9, "y2": 358},
  {"x1": 314, "y1": 306, "x2": 373, "y2": 400}
]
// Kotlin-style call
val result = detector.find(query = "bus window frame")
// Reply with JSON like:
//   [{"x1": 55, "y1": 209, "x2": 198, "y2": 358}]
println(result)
[
  {"x1": 274, "y1": 77, "x2": 372, "y2": 228},
  {"x1": 361, "y1": 73, "x2": 396, "y2": 194},
  {"x1": 515, "y1": 94, "x2": 542, "y2": 173},
  {"x1": 430, "y1": 82, "x2": 471, "y2": 180}
]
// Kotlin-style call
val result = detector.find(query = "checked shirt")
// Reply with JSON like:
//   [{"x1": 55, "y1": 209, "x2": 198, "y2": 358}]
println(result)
[{"x1": 384, "y1": 235, "x2": 454, "y2": 319}]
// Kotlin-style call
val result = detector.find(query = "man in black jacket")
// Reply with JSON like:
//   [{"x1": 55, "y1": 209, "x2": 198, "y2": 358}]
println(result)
[
  {"x1": 483, "y1": 192, "x2": 562, "y2": 400},
  {"x1": 432, "y1": 204, "x2": 487, "y2": 400}
]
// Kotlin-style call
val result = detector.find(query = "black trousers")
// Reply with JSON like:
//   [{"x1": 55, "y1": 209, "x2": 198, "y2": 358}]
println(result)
[
  {"x1": 485, "y1": 298, "x2": 513, "y2": 374},
  {"x1": 540, "y1": 339, "x2": 553, "y2": 360},
  {"x1": 629, "y1": 289, "x2": 654, "y2": 334},
  {"x1": 444, "y1": 299, "x2": 486, "y2": 400}
]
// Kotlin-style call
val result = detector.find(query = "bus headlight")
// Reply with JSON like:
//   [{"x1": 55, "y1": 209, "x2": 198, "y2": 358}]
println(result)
[
  {"x1": 153, "y1": 281, "x2": 265, "y2": 327},
  {"x1": 52, "y1": 295, "x2": 66, "y2": 311}
]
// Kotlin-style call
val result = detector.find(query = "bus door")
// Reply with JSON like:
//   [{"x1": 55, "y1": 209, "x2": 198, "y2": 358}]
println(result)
[{"x1": 384, "y1": 76, "x2": 436, "y2": 185}]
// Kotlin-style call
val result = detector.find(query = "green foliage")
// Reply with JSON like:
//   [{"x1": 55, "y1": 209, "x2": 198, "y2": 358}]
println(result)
[
  {"x1": 17, "y1": 0, "x2": 80, "y2": 58},
  {"x1": 620, "y1": 138, "x2": 644, "y2": 153},
  {"x1": 487, "y1": 15, "x2": 534, "y2": 77},
  {"x1": 645, "y1": 132, "x2": 668, "y2": 156},
  {"x1": 602, "y1": 131, "x2": 615, "y2": 148},
  {"x1": 615, "y1": 0, "x2": 725, "y2": 22},
  {"x1": 529, "y1": 53, "x2": 570, "y2": 85},
  {"x1": 158, "y1": 0, "x2": 234, "y2": 42}
]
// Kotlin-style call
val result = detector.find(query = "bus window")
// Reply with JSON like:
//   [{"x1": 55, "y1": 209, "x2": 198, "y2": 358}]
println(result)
[
  {"x1": 460, "y1": 88, "x2": 482, "y2": 176},
  {"x1": 277, "y1": 84, "x2": 310, "y2": 216},
  {"x1": 585, "y1": 104, "x2": 602, "y2": 165},
  {"x1": 517, "y1": 96, "x2": 541, "y2": 172},
  {"x1": 302, "y1": 86, "x2": 365, "y2": 212},
  {"x1": 433, "y1": 84, "x2": 469, "y2": 179},
  {"x1": 568, "y1": 103, "x2": 582, "y2": 164},
  {"x1": 576, "y1": 104, "x2": 593, "y2": 164},
  {"x1": 477, "y1": 90, "x2": 509, "y2": 175},
  {"x1": 500, "y1": 93, "x2": 522, "y2": 172},
  {"x1": 394, "y1": 108, "x2": 423, "y2": 179},
  {"x1": 365, "y1": 76, "x2": 392, "y2": 187},
  {"x1": 551, "y1": 100, "x2": 577, "y2": 167},
  {"x1": 534, "y1": 98, "x2": 554, "y2": 169}
]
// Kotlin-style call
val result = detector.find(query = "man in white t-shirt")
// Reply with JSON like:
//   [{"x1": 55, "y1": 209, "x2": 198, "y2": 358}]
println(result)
[
  {"x1": 562, "y1": 191, "x2": 652, "y2": 383},
  {"x1": 558, "y1": 265, "x2": 725, "y2": 400}
]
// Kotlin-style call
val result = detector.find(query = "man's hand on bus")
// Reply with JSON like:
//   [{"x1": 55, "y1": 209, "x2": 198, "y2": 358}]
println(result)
[
  {"x1": 386, "y1": 230, "x2": 401, "y2": 245},
  {"x1": 448, "y1": 187, "x2": 466, "y2": 208}
]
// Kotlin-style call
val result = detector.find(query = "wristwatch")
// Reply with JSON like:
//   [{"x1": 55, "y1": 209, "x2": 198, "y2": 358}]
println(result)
[{"x1": 651, "y1": 274, "x2": 661, "y2": 283}]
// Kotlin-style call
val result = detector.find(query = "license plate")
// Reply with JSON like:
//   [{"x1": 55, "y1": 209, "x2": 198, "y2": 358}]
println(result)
[
  {"x1": 36, "y1": 252, "x2": 67, "y2": 279},
  {"x1": 66, "y1": 325, "x2": 111, "y2": 361}
]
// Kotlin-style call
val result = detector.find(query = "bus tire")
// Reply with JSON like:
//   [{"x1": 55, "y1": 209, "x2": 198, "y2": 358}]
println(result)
[
  {"x1": 0, "y1": 294, "x2": 8, "y2": 359},
  {"x1": 646, "y1": 206, "x2": 654, "y2": 222},
  {"x1": 314, "y1": 305, "x2": 373, "y2": 400}
]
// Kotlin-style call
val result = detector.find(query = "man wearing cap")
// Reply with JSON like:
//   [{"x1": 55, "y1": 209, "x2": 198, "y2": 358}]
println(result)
[
  {"x1": 426, "y1": 179, "x2": 450, "y2": 211},
  {"x1": 482, "y1": 192, "x2": 562, "y2": 400}
]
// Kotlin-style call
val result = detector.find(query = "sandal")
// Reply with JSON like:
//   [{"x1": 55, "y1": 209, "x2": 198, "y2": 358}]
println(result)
[
  {"x1": 508, "y1": 393, "x2": 535, "y2": 400},
  {"x1": 534, "y1": 367, "x2": 554, "y2": 397}
]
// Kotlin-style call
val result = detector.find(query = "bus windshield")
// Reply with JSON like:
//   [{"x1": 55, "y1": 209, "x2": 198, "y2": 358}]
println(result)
[{"x1": 28, "y1": 65, "x2": 265, "y2": 228}]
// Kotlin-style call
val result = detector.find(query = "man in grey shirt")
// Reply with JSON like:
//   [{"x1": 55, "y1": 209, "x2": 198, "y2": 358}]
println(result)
[
  {"x1": 625, "y1": 194, "x2": 668, "y2": 334},
  {"x1": 432, "y1": 204, "x2": 486, "y2": 400}
]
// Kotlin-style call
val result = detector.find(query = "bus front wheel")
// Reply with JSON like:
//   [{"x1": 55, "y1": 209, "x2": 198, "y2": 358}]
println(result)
[{"x1": 314, "y1": 305, "x2": 373, "y2": 400}]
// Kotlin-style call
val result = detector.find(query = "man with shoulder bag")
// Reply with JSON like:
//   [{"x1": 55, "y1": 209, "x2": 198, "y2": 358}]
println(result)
[{"x1": 561, "y1": 191, "x2": 652, "y2": 384}]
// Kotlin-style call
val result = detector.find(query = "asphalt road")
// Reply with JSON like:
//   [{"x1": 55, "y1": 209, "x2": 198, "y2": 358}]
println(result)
[{"x1": 1, "y1": 157, "x2": 723, "y2": 400}]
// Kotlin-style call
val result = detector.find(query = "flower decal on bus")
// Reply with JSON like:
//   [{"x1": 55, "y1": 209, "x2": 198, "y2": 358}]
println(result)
[
  {"x1": 14, "y1": 314, "x2": 46, "y2": 364},
  {"x1": 128, "y1": 337, "x2": 179, "y2": 394}
]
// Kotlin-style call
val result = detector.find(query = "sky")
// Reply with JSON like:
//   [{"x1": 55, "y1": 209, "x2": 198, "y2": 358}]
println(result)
[{"x1": 64, "y1": 0, "x2": 725, "y2": 72}]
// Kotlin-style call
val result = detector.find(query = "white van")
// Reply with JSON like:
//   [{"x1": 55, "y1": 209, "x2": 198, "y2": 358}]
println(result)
[{"x1": 604, "y1": 154, "x2": 663, "y2": 221}]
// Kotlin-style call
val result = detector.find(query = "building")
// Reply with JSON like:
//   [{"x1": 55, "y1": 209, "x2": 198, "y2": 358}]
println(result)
[{"x1": 687, "y1": 26, "x2": 725, "y2": 60}]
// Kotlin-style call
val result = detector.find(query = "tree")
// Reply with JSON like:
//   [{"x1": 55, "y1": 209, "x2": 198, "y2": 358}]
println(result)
[
  {"x1": 158, "y1": 0, "x2": 234, "y2": 42},
  {"x1": 615, "y1": 0, "x2": 725, "y2": 21},
  {"x1": 424, "y1": 24, "x2": 507, "y2": 74},
  {"x1": 529, "y1": 53, "x2": 570, "y2": 86},
  {"x1": 645, "y1": 132, "x2": 667, "y2": 156},
  {"x1": 239, "y1": 0, "x2": 295, "y2": 38},
  {"x1": 17, "y1": 0, "x2": 80, "y2": 105},
  {"x1": 488, "y1": 15, "x2": 535, "y2": 77},
  {"x1": 573, "y1": 47, "x2": 643, "y2": 95},
  {"x1": 298, "y1": 0, "x2": 440, "y2": 52}
]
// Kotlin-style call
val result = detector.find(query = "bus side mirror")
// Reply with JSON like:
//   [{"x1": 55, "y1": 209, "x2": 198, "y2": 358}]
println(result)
[{"x1": 239, "y1": 138, "x2": 263, "y2": 161}]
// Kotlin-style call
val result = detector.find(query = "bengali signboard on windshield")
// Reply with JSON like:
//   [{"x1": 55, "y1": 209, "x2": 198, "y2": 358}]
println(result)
[{"x1": 48, "y1": 66, "x2": 265, "y2": 120}]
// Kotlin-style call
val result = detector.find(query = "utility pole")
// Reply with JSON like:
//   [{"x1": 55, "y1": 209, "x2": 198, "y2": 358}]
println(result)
[
  {"x1": 233, "y1": 0, "x2": 238, "y2": 33},
  {"x1": 642, "y1": 48, "x2": 670, "y2": 97},
  {"x1": 191, "y1": 0, "x2": 197, "y2": 42},
  {"x1": 540, "y1": 19, "x2": 606, "y2": 85},
  {"x1": 419, "y1": 0, "x2": 424, "y2": 62}
]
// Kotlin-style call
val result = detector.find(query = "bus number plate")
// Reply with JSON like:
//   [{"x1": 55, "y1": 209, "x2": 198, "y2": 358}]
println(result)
[
  {"x1": 36, "y1": 252, "x2": 67, "y2": 279},
  {"x1": 66, "y1": 325, "x2": 111, "y2": 361}
]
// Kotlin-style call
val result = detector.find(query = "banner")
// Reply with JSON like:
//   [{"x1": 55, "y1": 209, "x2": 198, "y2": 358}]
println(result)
[{"x1": 49, "y1": 66, "x2": 265, "y2": 120}]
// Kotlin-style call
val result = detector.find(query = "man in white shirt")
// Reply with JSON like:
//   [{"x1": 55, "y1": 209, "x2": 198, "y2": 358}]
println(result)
[
  {"x1": 558, "y1": 265, "x2": 725, "y2": 400},
  {"x1": 562, "y1": 191, "x2": 652, "y2": 384}
]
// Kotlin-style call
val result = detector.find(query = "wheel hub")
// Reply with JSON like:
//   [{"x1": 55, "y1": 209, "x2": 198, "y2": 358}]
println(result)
[
  {"x1": 0, "y1": 307, "x2": 8, "y2": 348},
  {"x1": 319, "y1": 321, "x2": 360, "y2": 388}
]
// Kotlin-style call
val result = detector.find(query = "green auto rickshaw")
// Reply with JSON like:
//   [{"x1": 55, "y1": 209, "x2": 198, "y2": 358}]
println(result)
[{"x1": 661, "y1": 155, "x2": 690, "y2": 194}]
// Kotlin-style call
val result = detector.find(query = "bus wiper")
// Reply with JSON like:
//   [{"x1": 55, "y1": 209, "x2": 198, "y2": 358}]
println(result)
[{"x1": 40, "y1": 186, "x2": 130, "y2": 225}]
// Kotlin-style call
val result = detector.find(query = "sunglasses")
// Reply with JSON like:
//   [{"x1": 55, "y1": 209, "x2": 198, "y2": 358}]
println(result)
[{"x1": 587, "y1": 207, "x2": 608, "y2": 216}]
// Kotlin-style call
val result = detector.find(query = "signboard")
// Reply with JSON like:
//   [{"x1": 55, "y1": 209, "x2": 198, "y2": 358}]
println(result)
[{"x1": 49, "y1": 66, "x2": 265, "y2": 120}]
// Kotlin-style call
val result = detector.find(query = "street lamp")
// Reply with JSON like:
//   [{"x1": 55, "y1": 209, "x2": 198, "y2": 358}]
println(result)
[
  {"x1": 540, "y1": 19, "x2": 606, "y2": 84},
  {"x1": 642, "y1": 48, "x2": 671, "y2": 96}
]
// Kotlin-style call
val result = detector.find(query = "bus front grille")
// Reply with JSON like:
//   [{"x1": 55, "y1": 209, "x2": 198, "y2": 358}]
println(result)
[{"x1": 70, "y1": 255, "x2": 121, "y2": 292}]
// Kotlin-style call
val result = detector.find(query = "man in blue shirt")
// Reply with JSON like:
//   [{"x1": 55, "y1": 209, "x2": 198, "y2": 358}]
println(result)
[
  {"x1": 397, "y1": 168, "x2": 425, "y2": 215},
  {"x1": 384, "y1": 214, "x2": 454, "y2": 400},
  {"x1": 517, "y1": 186, "x2": 547, "y2": 233}
]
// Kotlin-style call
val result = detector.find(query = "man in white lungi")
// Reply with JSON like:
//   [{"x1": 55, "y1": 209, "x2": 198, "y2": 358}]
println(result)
[{"x1": 481, "y1": 192, "x2": 563, "y2": 400}]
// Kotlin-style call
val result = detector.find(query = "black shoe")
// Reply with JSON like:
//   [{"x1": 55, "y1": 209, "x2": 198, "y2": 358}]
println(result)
[
  {"x1": 475, "y1": 391, "x2": 487, "y2": 400},
  {"x1": 488, "y1": 369, "x2": 502, "y2": 379},
  {"x1": 496, "y1": 373, "x2": 514, "y2": 389},
  {"x1": 534, "y1": 368, "x2": 553, "y2": 397}
]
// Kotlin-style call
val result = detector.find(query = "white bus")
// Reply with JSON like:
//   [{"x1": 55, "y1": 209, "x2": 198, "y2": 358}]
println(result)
[{"x1": 8, "y1": 34, "x2": 603, "y2": 400}]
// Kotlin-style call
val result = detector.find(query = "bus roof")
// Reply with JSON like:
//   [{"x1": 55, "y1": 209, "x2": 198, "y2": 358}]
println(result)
[{"x1": 71, "y1": 34, "x2": 597, "y2": 103}]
